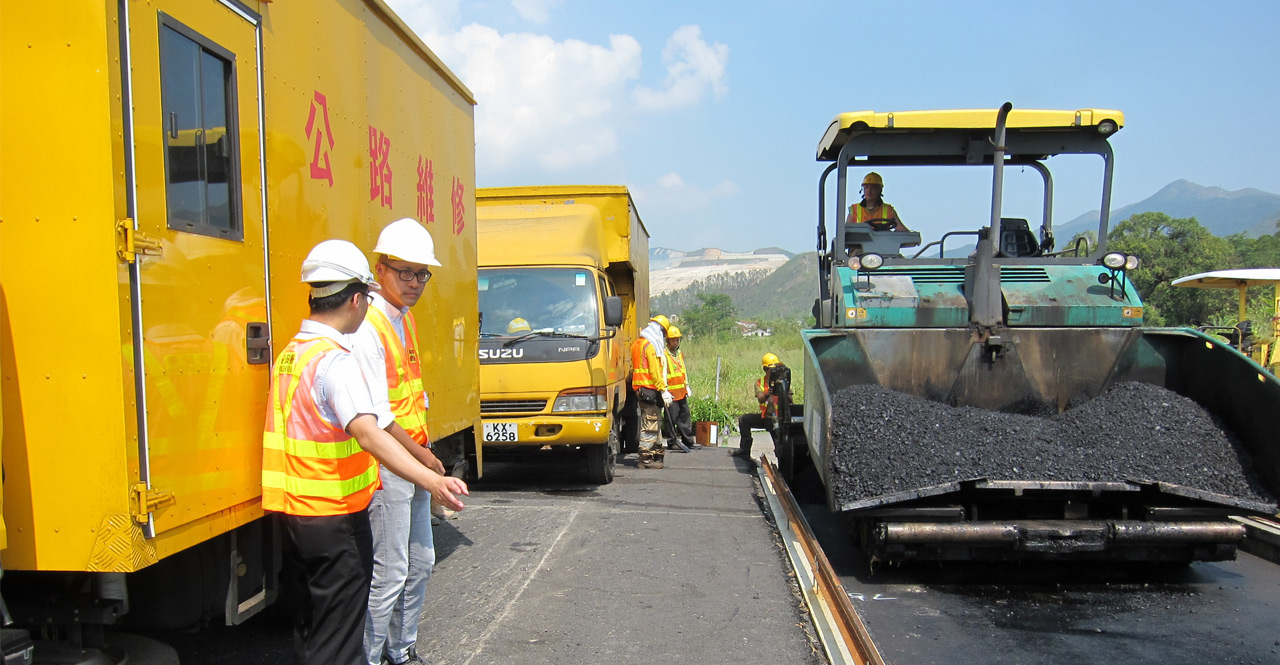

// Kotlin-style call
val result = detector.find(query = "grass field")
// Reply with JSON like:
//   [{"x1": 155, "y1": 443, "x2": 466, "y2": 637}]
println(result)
[{"x1": 676, "y1": 331, "x2": 805, "y2": 436}]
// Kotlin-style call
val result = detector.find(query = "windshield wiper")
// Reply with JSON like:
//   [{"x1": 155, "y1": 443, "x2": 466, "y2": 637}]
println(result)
[{"x1": 502, "y1": 329, "x2": 589, "y2": 347}]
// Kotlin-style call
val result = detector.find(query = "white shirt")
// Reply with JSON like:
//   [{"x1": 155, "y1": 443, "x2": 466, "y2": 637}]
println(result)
[
  {"x1": 349, "y1": 292, "x2": 409, "y2": 424},
  {"x1": 294, "y1": 319, "x2": 393, "y2": 431}
]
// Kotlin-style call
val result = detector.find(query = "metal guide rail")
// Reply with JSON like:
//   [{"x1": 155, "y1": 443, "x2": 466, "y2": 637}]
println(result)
[{"x1": 758, "y1": 456, "x2": 884, "y2": 665}]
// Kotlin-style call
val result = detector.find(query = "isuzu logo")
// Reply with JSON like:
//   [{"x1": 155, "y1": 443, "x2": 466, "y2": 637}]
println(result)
[{"x1": 479, "y1": 348, "x2": 525, "y2": 359}]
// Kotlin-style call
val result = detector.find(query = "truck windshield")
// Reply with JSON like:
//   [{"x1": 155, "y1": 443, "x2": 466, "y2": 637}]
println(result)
[{"x1": 479, "y1": 268, "x2": 599, "y2": 337}]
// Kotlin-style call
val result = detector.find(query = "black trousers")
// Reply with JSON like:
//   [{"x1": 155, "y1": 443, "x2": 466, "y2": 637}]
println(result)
[
  {"x1": 738, "y1": 412, "x2": 774, "y2": 454},
  {"x1": 279, "y1": 510, "x2": 374, "y2": 665},
  {"x1": 666, "y1": 397, "x2": 696, "y2": 445}
]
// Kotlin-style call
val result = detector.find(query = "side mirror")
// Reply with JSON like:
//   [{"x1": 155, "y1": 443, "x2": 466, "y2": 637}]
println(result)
[{"x1": 603, "y1": 296, "x2": 623, "y2": 328}]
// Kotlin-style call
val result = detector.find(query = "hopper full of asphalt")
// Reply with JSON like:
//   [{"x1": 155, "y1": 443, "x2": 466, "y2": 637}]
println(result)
[{"x1": 827, "y1": 381, "x2": 1277, "y2": 511}]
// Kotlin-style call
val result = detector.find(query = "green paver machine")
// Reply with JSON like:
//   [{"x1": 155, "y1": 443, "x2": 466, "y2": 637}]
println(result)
[{"x1": 775, "y1": 104, "x2": 1280, "y2": 562}]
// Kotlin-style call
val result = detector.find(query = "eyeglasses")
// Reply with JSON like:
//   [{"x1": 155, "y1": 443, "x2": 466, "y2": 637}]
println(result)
[
  {"x1": 360, "y1": 292, "x2": 375, "y2": 305},
  {"x1": 381, "y1": 261, "x2": 432, "y2": 283}
]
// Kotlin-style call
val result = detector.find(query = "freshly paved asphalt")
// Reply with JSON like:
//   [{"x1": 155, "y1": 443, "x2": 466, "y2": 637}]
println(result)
[
  {"x1": 157, "y1": 437, "x2": 826, "y2": 665},
  {"x1": 421, "y1": 441, "x2": 824, "y2": 665}
]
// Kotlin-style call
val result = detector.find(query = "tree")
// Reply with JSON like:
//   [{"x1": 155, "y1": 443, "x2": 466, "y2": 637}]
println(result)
[
  {"x1": 679, "y1": 293, "x2": 738, "y2": 340},
  {"x1": 1107, "y1": 212, "x2": 1233, "y2": 326}
]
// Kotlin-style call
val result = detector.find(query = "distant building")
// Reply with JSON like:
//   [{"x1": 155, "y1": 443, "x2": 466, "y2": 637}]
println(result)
[{"x1": 736, "y1": 321, "x2": 772, "y2": 337}]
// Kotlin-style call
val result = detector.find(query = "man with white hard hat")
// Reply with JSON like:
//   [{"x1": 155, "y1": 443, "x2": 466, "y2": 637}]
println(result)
[
  {"x1": 263, "y1": 239, "x2": 467, "y2": 665},
  {"x1": 351, "y1": 219, "x2": 445, "y2": 665}
]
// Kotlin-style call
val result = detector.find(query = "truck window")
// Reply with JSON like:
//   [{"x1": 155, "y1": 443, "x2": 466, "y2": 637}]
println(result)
[
  {"x1": 159, "y1": 19, "x2": 242, "y2": 240},
  {"x1": 479, "y1": 268, "x2": 599, "y2": 336}
]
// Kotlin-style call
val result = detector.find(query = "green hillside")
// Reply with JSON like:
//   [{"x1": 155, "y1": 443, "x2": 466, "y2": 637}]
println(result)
[{"x1": 653, "y1": 251, "x2": 819, "y2": 323}]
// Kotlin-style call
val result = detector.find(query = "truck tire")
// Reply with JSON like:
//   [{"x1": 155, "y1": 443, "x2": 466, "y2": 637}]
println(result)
[
  {"x1": 460, "y1": 432, "x2": 479, "y2": 482},
  {"x1": 586, "y1": 426, "x2": 618, "y2": 485},
  {"x1": 620, "y1": 390, "x2": 639, "y2": 454}
]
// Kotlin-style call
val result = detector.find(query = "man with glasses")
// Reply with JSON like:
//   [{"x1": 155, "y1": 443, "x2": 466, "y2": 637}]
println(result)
[
  {"x1": 352, "y1": 219, "x2": 445, "y2": 665},
  {"x1": 265, "y1": 239, "x2": 466, "y2": 665}
]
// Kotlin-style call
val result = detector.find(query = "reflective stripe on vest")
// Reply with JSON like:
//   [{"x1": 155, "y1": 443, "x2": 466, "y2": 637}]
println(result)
[
  {"x1": 631, "y1": 337, "x2": 662, "y2": 390},
  {"x1": 365, "y1": 306, "x2": 430, "y2": 445},
  {"x1": 666, "y1": 350, "x2": 687, "y2": 400},
  {"x1": 262, "y1": 336, "x2": 379, "y2": 516},
  {"x1": 850, "y1": 201, "x2": 897, "y2": 223},
  {"x1": 757, "y1": 377, "x2": 778, "y2": 417}
]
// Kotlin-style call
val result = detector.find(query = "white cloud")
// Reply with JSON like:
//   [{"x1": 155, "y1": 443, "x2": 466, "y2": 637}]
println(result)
[
  {"x1": 383, "y1": 4, "x2": 729, "y2": 174},
  {"x1": 432, "y1": 25, "x2": 643, "y2": 171},
  {"x1": 385, "y1": 0, "x2": 461, "y2": 35},
  {"x1": 635, "y1": 172, "x2": 739, "y2": 210},
  {"x1": 511, "y1": 0, "x2": 563, "y2": 24},
  {"x1": 633, "y1": 25, "x2": 729, "y2": 112}
]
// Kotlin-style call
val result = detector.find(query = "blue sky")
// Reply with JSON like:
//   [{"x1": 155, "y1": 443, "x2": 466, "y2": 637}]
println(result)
[{"x1": 388, "y1": 0, "x2": 1280, "y2": 254}]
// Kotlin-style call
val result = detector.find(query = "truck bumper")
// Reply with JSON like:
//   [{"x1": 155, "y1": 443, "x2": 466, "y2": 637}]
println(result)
[{"x1": 479, "y1": 414, "x2": 613, "y2": 447}]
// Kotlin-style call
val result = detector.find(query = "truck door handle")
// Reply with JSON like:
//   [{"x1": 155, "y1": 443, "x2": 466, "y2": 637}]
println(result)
[{"x1": 246, "y1": 322, "x2": 271, "y2": 365}]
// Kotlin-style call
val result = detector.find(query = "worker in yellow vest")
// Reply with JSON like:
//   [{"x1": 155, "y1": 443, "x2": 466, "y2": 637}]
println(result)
[
  {"x1": 846, "y1": 172, "x2": 910, "y2": 232},
  {"x1": 263, "y1": 239, "x2": 466, "y2": 665},
  {"x1": 350, "y1": 219, "x2": 447, "y2": 665},
  {"x1": 630, "y1": 314, "x2": 671, "y2": 468},
  {"x1": 664, "y1": 326, "x2": 697, "y2": 451}
]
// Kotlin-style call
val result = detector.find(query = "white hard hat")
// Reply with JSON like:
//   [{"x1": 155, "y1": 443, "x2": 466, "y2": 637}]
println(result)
[
  {"x1": 301, "y1": 239, "x2": 381, "y2": 297},
  {"x1": 374, "y1": 218, "x2": 442, "y2": 267}
]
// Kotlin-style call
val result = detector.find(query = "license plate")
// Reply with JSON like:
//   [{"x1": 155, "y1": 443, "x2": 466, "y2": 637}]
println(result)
[{"x1": 483, "y1": 422, "x2": 518, "y2": 443}]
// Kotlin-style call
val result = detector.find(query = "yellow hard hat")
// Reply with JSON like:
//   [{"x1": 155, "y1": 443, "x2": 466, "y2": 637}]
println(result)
[
  {"x1": 651, "y1": 314, "x2": 670, "y2": 330},
  {"x1": 667, "y1": 325, "x2": 682, "y2": 339},
  {"x1": 761, "y1": 352, "x2": 780, "y2": 368},
  {"x1": 862, "y1": 172, "x2": 883, "y2": 187},
  {"x1": 507, "y1": 317, "x2": 531, "y2": 334}
]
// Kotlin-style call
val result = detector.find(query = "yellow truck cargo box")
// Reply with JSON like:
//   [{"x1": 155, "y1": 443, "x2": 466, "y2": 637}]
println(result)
[{"x1": 0, "y1": 0, "x2": 478, "y2": 623}]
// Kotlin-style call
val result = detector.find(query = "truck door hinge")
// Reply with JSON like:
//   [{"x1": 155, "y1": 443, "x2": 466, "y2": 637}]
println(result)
[
  {"x1": 116, "y1": 219, "x2": 163, "y2": 263},
  {"x1": 132, "y1": 482, "x2": 176, "y2": 523}
]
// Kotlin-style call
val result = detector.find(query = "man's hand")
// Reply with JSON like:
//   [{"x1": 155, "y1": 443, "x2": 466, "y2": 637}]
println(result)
[
  {"x1": 662, "y1": 390, "x2": 673, "y2": 407},
  {"x1": 686, "y1": 385, "x2": 693, "y2": 398},
  {"x1": 427, "y1": 475, "x2": 468, "y2": 512},
  {"x1": 389, "y1": 422, "x2": 446, "y2": 475},
  {"x1": 421, "y1": 447, "x2": 446, "y2": 476}
]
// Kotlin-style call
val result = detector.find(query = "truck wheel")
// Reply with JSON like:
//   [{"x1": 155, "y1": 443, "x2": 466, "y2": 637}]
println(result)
[
  {"x1": 586, "y1": 426, "x2": 618, "y2": 485},
  {"x1": 460, "y1": 433, "x2": 479, "y2": 482}
]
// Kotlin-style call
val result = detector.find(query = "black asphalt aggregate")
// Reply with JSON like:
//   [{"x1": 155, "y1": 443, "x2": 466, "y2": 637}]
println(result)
[{"x1": 828, "y1": 382, "x2": 1277, "y2": 509}]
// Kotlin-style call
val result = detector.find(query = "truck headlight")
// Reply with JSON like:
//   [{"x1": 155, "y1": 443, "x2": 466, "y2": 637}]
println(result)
[
  {"x1": 861, "y1": 253, "x2": 884, "y2": 270},
  {"x1": 1102, "y1": 252, "x2": 1126, "y2": 269},
  {"x1": 1124, "y1": 254, "x2": 1140, "y2": 270},
  {"x1": 552, "y1": 387, "x2": 608, "y2": 412}
]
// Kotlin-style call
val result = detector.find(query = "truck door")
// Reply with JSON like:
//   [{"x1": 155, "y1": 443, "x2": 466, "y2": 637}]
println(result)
[{"x1": 123, "y1": 1, "x2": 268, "y2": 536}]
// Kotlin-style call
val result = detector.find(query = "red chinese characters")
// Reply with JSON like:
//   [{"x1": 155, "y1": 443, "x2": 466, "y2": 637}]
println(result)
[
  {"x1": 417, "y1": 156, "x2": 435, "y2": 224},
  {"x1": 450, "y1": 177, "x2": 466, "y2": 236},
  {"x1": 369, "y1": 126, "x2": 392, "y2": 208},
  {"x1": 304, "y1": 91, "x2": 334, "y2": 186}
]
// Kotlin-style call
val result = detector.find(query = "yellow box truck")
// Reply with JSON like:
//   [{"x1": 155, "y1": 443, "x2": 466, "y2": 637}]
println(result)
[
  {"x1": 474, "y1": 186, "x2": 649, "y2": 484},
  {"x1": 0, "y1": 0, "x2": 478, "y2": 642}
]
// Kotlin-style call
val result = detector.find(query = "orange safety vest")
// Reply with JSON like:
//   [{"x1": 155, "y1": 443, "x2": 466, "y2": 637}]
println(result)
[
  {"x1": 365, "y1": 306, "x2": 430, "y2": 445},
  {"x1": 849, "y1": 201, "x2": 899, "y2": 224},
  {"x1": 630, "y1": 336, "x2": 665, "y2": 391},
  {"x1": 665, "y1": 349, "x2": 687, "y2": 400},
  {"x1": 756, "y1": 377, "x2": 778, "y2": 417},
  {"x1": 262, "y1": 336, "x2": 379, "y2": 516}
]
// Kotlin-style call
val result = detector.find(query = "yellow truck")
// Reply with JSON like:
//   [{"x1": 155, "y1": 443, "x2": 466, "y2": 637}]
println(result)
[
  {"x1": 474, "y1": 186, "x2": 649, "y2": 484},
  {"x1": 0, "y1": 0, "x2": 478, "y2": 644}
]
